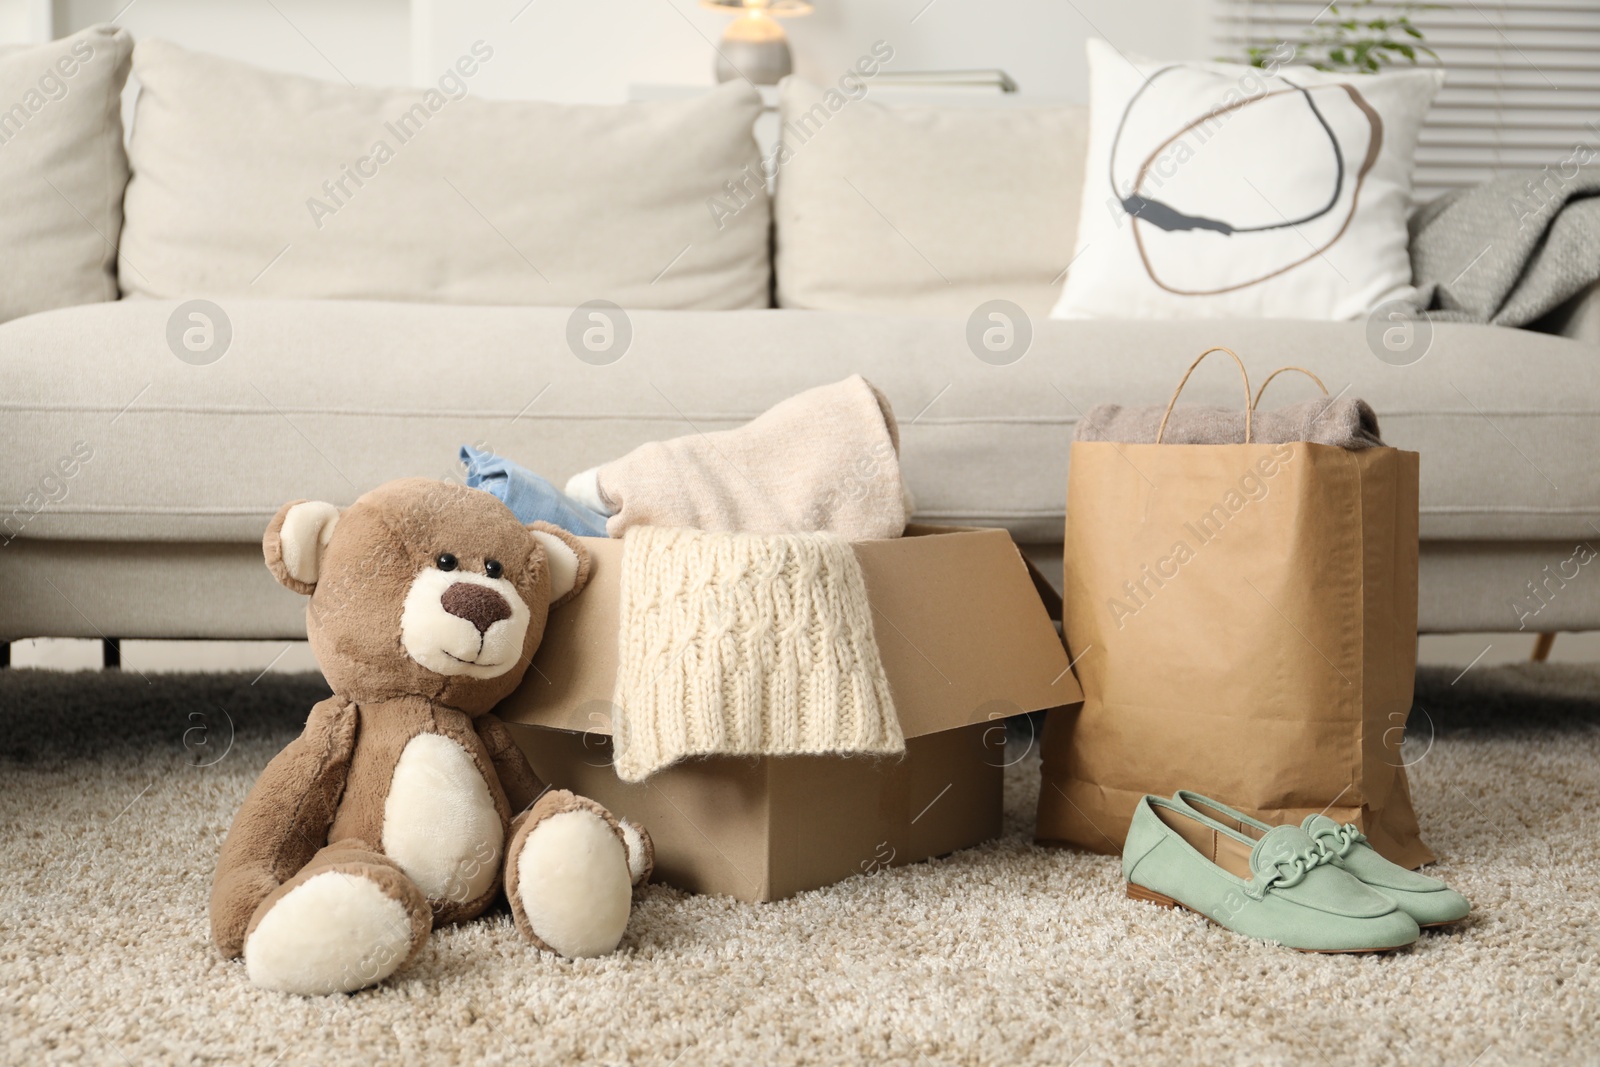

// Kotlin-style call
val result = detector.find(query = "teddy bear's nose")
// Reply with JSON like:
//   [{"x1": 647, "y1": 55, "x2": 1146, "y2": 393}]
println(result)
[{"x1": 441, "y1": 582, "x2": 513, "y2": 634}]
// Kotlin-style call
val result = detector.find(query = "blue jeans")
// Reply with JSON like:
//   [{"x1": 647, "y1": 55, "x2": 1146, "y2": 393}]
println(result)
[{"x1": 459, "y1": 445, "x2": 610, "y2": 537}]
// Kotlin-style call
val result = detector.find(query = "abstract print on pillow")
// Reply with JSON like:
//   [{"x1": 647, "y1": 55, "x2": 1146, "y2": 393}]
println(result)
[{"x1": 1052, "y1": 40, "x2": 1443, "y2": 321}]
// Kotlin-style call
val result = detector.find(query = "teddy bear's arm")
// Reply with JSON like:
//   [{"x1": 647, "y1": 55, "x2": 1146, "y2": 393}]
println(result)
[
  {"x1": 210, "y1": 696, "x2": 359, "y2": 958},
  {"x1": 475, "y1": 713, "x2": 547, "y2": 816}
]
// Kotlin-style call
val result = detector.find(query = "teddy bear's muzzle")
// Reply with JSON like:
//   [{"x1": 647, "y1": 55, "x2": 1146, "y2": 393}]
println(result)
[{"x1": 400, "y1": 567, "x2": 532, "y2": 679}]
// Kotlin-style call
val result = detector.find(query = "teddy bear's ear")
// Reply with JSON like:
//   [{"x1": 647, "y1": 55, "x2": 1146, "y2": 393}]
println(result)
[
  {"x1": 527, "y1": 522, "x2": 591, "y2": 607},
  {"x1": 264, "y1": 500, "x2": 341, "y2": 595}
]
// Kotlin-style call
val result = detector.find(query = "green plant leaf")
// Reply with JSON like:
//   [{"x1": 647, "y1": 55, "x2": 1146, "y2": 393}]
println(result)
[{"x1": 1230, "y1": 1, "x2": 1434, "y2": 74}]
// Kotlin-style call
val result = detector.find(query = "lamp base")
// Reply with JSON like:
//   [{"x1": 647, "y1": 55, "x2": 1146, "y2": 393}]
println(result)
[{"x1": 714, "y1": 25, "x2": 793, "y2": 85}]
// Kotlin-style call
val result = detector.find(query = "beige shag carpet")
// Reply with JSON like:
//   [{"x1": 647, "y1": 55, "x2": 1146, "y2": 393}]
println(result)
[{"x1": 2, "y1": 664, "x2": 1599, "y2": 1066}]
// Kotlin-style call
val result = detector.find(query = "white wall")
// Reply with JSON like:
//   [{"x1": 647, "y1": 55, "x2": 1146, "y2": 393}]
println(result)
[
  {"x1": 3, "y1": 0, "x2": 1219, "y2": 103},
  {"x1": 784, "y1": 0, "x2": 1213, "y2": 102},
  {"x1": 418, "y1": 0, "x2": 1220, "y2": 104},
  {"x1": 49, "y1": 0, "x2": 413, "y2": 84}
]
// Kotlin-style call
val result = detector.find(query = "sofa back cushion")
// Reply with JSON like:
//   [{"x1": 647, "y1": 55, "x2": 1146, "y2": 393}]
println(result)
[
  {"x1": 0, "y1": 25, "x2": 132, "y2": 325},
  {"x1": 120, "y1": 40, "x2": 770, "y2": 310},
  {"x1": 774, "y1": 78, "x2": 1088, "y2": 320}
]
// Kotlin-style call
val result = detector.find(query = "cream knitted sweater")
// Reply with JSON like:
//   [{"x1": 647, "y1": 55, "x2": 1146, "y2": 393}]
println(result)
[{"x1": 610, "y1": 526, "x2": 904, "y2": 782}]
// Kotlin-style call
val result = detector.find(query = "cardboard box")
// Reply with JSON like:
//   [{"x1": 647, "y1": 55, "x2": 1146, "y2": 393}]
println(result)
[{"x1": 498, "y1": 525, "x2": 1082, "y2": 902}]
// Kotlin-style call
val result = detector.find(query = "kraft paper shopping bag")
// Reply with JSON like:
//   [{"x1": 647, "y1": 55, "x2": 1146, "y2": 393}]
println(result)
[{"x1": 1037, "y1": 348, "x2": 1432, "y2": 867}]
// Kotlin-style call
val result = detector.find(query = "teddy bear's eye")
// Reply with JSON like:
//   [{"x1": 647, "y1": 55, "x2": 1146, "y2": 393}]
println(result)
[
  {"x1": 436, "y1": 552, "x2": 458, "y2": 572},
  {"x1": 484, "y1": 559, "x2": 503, "y2": 580}
]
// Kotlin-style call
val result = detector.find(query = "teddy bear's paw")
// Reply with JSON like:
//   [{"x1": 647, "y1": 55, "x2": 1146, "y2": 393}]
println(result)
[
  {"x1": 506, "y1": 794, "x2": 633, "y2": 958},
  {"x1": 619, "y1": 819, "x2": 654, "y2": 887},
  {"x1": 244, "y1": 869, "x2": 427, "y2": 995}
]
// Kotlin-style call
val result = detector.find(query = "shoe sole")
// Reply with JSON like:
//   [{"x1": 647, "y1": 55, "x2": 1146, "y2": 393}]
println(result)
[{"x1": 1125, "y1": 882, "x2": 1413, "y2": 954}]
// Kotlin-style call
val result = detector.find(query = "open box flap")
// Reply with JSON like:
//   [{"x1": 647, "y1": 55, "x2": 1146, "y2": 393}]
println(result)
[{"x1": 497, "y1": 526, "x2": 1082, "y2": 738}]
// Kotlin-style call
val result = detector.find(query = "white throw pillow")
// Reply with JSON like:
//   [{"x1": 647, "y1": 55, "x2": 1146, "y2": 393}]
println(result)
[
  {"x1": 121, "y1": 40, "x2": 770, "y2": 310},
  {"x1": 0, "y1": 25, "x2": 132, "y2": 325},
  {"x1": 1052, "y1": 40, "x2": 1443, "y2": 321}
]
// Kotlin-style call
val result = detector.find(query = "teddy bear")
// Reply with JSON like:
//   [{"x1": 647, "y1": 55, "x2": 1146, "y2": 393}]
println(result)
[{"x1": 210, "y1": 477, "x2": 652, "y2": 995}]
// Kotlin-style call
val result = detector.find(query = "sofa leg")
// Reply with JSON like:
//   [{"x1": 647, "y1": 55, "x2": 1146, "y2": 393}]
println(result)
[
  {"x1": 1531, "y1": 633, "x2": 1556, "y2": 662},
  {"x1": 102, "y1": 638, "x2": 121, "y2": 670}
]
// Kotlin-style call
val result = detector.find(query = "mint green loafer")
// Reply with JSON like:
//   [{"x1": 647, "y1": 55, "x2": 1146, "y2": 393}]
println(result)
[
  {"x1": 1302, "y1": 814, "x2": 1470, "y2": 927},
  {"x1": 1124, "y1": 795, "x2": 1420, "y2": 953},
  {"x1": 1171, "y1": 790, "x2": 1471, "y2": 929}
]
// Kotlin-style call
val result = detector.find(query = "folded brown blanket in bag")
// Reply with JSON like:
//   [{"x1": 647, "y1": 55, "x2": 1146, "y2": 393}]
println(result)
[{"x1": 1075, "y1": 396, "x2": 1384, "y2": 448}]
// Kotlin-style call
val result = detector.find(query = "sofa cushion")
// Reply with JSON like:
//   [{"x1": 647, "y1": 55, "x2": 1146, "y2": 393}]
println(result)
[
  {"x1": 1, "y1": 300, "x2": 1595, "y2": 546},
  {"x1": 774, "y1": 78, "x2": 1087, "y2": 320},
  {"x1": 1054, "y1": 41, "x2": 1442, "y2": 323},
  {"x1": 120, "y1": 40, "x2": 770, "y2": 310},
  {"x1": 0, "y1": 25, "x2": 132, "y2": 325}
]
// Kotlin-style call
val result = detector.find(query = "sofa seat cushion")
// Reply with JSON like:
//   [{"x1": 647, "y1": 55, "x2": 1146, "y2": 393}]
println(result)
[{"x1": 1, "y1": 299, "x2": 1595, "y2": 546}]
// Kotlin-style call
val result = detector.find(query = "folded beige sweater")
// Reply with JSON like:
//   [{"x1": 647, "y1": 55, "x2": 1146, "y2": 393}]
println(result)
[
  {"x1": 609, "y1": 525, "x2": 904, "y2": 782},
  {"x1": 578, "y1": 375, "x2": 910, "y2": 540}
]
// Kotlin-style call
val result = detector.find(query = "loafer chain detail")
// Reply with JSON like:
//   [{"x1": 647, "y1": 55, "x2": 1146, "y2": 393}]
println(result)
[
  {"x1": 1309, "y1": 821, "x2": 1365, "y2": 863},
  {"x1": 1244, "y1": 840, "x2": 1333, "y2": 902}
]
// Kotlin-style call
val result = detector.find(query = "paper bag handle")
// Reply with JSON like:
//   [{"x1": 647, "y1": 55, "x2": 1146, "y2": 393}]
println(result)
[
  {"x1": 1157, "y1": 346, "x2": 1253, "y2": 444},
  {"x1": 1252, "y1": 366, "x2": 1329, "y2": 411}
]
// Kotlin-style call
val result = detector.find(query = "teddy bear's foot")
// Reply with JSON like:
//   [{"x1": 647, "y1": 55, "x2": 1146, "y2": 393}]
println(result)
[
  {"x1": 243, "y1": 842, "x2": 431, "y2": 996},
  {"x1": 505, "y1": 790, "x2": 633, "y2": 958},
  {"x1": 619, "y1": 818, "x2": 654, "y2": 887}
]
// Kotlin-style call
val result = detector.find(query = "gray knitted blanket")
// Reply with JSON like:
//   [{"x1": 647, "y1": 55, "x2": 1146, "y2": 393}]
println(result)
[
  {"x1": 1075, "y1": 397, "x2": 1384, "y2": 449},
  {"x1": 1409, "y1": 165, "x2": 1600, "y2": 326}
]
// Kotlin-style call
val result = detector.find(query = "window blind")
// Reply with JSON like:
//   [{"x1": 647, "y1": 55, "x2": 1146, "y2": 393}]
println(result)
[{"x1": 1213, "y1": 0, "x2": 1600, "y2": 198}]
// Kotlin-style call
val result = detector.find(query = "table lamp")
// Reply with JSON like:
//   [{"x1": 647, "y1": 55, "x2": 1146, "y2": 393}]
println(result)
[{"x1": 701, "y1": 0, "x2": 813, "y2": 85}]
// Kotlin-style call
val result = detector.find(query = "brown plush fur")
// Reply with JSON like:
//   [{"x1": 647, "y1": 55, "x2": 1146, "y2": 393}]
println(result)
[
  {"x1": 211, "y1": 478, "x2": 641, "y2": 982},
  {"x1": 477, "y1": 713, "x2": 547, "y2": 815},
  {"x1": 210, "y1": 696, "x2": 358, "y2": 957}
]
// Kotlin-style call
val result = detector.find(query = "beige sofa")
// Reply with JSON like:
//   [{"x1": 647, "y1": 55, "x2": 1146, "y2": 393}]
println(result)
[
  {"x1": 3, "y1": 34, "x2": 1598, "y2": 655},
  {"x1": 4, "y1": 296, "x2": 1598, "y2": 648}
]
